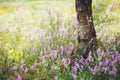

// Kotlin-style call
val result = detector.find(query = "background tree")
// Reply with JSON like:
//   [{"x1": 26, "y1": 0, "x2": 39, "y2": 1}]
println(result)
[{"x1": 76, "y1": 0, "x2": 97, "y2": 58}]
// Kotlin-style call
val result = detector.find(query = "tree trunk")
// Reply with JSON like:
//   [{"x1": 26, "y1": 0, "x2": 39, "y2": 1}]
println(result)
[{"x1": 76, "y1": 0, "x2": 97, "y2": 58}]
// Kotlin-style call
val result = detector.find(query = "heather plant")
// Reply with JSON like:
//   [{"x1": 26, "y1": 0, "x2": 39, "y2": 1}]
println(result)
[{"x1": 0, "y1": 0, "x2": 120, "y2": 80}]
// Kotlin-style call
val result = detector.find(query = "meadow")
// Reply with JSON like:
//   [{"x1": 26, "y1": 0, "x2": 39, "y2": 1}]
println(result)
[{"x1": 0, "y1": 0, "x2": 120, "y2": 80}]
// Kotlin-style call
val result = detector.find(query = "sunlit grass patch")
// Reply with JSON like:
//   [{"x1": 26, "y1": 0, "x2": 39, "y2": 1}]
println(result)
[{"x1": 0, "y1": 4, "x2": 15, "y2": 15}]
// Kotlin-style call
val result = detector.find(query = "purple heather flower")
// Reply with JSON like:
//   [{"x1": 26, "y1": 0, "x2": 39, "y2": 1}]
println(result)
[
  {"x1": 115, "y1": 52, "x2": 120, "y2": 61},
  {"x1": 31, "y1": 65, "x2": 35, "y2": 70},
  {"x1": 17, "y1": 75, "x2": 22, "y2": 80},
  {"x1": 104, "y1": 58, "x2": 109, "y2": 66},
  {"x1": 62, "y1": 58, "x2": 66, "y2": 63},
  {"x1": 115, "y1": 51, "x2": 119, "y2": 55},
  {"x1": 101, "y1": 51, "x2": 104, "y2": 56},
  {"x1": 117, "y1": 55, "x2": 120, "y2": 61},
  {"x1": 97, "y1": 48, "x2": 101, "y2": 53},
  {"x1": 79, "y1": 65, "x2": 84, "y2": 72},
  {"x1": 10, "y1": 66, "x2": 18, "y2": 71},
  {"x1": 59, "y1": 25, "x2": 66, "y2": 34},
  {"x1": 89, "y1": 68, "x2": 94, "y2": 74},
  {"x1": 79, "y1": 58, "x2": 86, "y2": 65},
  {"x1": 60, "y1": 46, "x2": 64, "y2": 53},
  {"x1": 73, "y1": 18, "x2": 78, "y2": 25},
  {"x1": 23, "y1": 68, "x2": 28, "y2": 73},
  {"x1": 87, "y1": 52, "x2": 92, "y2": 62},
  {"x1": 90, "y1": 66, "x2": 99, "y2": 75},
  {"x1": 62, "y1": 58, "x2": 67, "y2": 67},
  {"x1": 106, "y1": 49, "x2": 110, "y2": 56},
  {"x1": 51, "y1": 65, "x2": 58, "y2": 70},
  {"x1": 112, "y1": 54, "x2": 115, "y2": 60},
  {"x1": 72, "y1": 66, "x2": 77, "y2": 72},
  {"x1": 79, "y1": 59, "x2": 83, "y2": 64},
  {"x1": 111, "y1": 59, "x2": 117, "y2": 66},
  {"x1": 66, "y1": 45, "x2": 74, "y2": 54},
  {"x1": 70, "y1": 44, "x2": 74, "y2": 51},
  {"x1": 98, "y1": 55, "x2": 102, "y2": 61},
  {"x1": 52, "y1": 50, "x2": 58, "y2": 59},
  {"x1": 112, "y1": 46, "x2": 116, "y2": 51},
  {"x1": 115, "y1": 51, "x2": 120, "y2": 56},
  {"x1": 109, "y1": 67, "x2": 117, "y2": 75},
  {"x1": 34, "y1": 62, "x2": 39, "y2": 66},
  {"x1": 54, "y1": 76, "x2": 58, "y2": 80},
  {"x1": 103, "y1": 67, "x2": 109, "y2": 73},
  {"x1": 75, "y1": 62, "x2": 80, "y2": 69},
  {"x1": 111, "y1": 54, "x2": 118, "y2": 65},
  {"x1": 62, "y1": 58, "x2": 71, "y2": 68},
  {"x1": 67, "y1": 58, "x2": 71, "y2": 65},
  {"x1": 72, "y1": 74, "x2": 77, "y2": 80},
  {"x1": 98, "y1": 62, "x2": 103, "y2": 67}
]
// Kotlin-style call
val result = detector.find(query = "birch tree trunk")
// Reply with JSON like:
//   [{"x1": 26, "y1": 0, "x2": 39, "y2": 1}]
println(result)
[{"x1": 76, "y1": 0, "x2": 97, "y2": 58}]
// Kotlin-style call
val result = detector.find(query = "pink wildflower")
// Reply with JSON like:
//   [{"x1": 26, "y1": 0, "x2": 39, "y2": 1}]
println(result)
[
  {"x1": 112, "y1": 46, "x2": 116, "y2": 51},
  {"x1": 79, "y1": 65, "x2": 84, "y2": 72},
  {"x1": 72, "y1": 66, "x2": 77, "y2": 72},
  {"x1": 106, "y1": 49, "x2": 110, "y2": 56},
  {"x1": 75, "y1": 62, "x2": 79, "y2": 69},
  {"x1": 73, "y1": 18, "x2": 78, "y2": 25},
  {"x1": 98, "y1": 55, "x2": 102, "y2": 61},
  {"x1": 87, "y1": 52, "x2": 92, "y2": 62},
  {"x1": 97, "y1": 48, "x2": 101, "y2": 53},
  {"x1": 67, "y1": 58, "x2": 71, "y2": 65},
  {"x1": 111, "y1": 60, "x2": 117, "y2": 66},
  {"x1": 98, "y1": 62, "x2": 103, "y2": 67},
  {"x1": 54, "y1": 76, "x2": 58, "y2": 80},
  {"x1": 115, "y1": 52, "x2": 120, "y2": 61},
  {"x1": 72, "y1": 74, "x2": 77, "y2": 80},
  {"x1": 10, "y1": 66, "x2": 18, "y2": 71},
  {"x1": 109, "y1": 67, "x2": 117, "y2": 75},
  {"x1": 90, "y1": 66, "x2": 99, "y2": 75},
  {"x1": 17, "y1": 75, "x2": 22, "y2": 80},
  {"x1": 103, "y1": 67, "x2": 109, "y2": 73},
  {"x1": 23, "y1": 68, "x2": 28, "y2": 73},
  {"x1": 52, "y1": 50, "x2": 57, "y2": 59},
  {"x1": 104, "y1": 58, "x2": 109, "y2": 66},
  {"x1": 62, "y1": 58, "x2": 67, "y2": 68}
]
